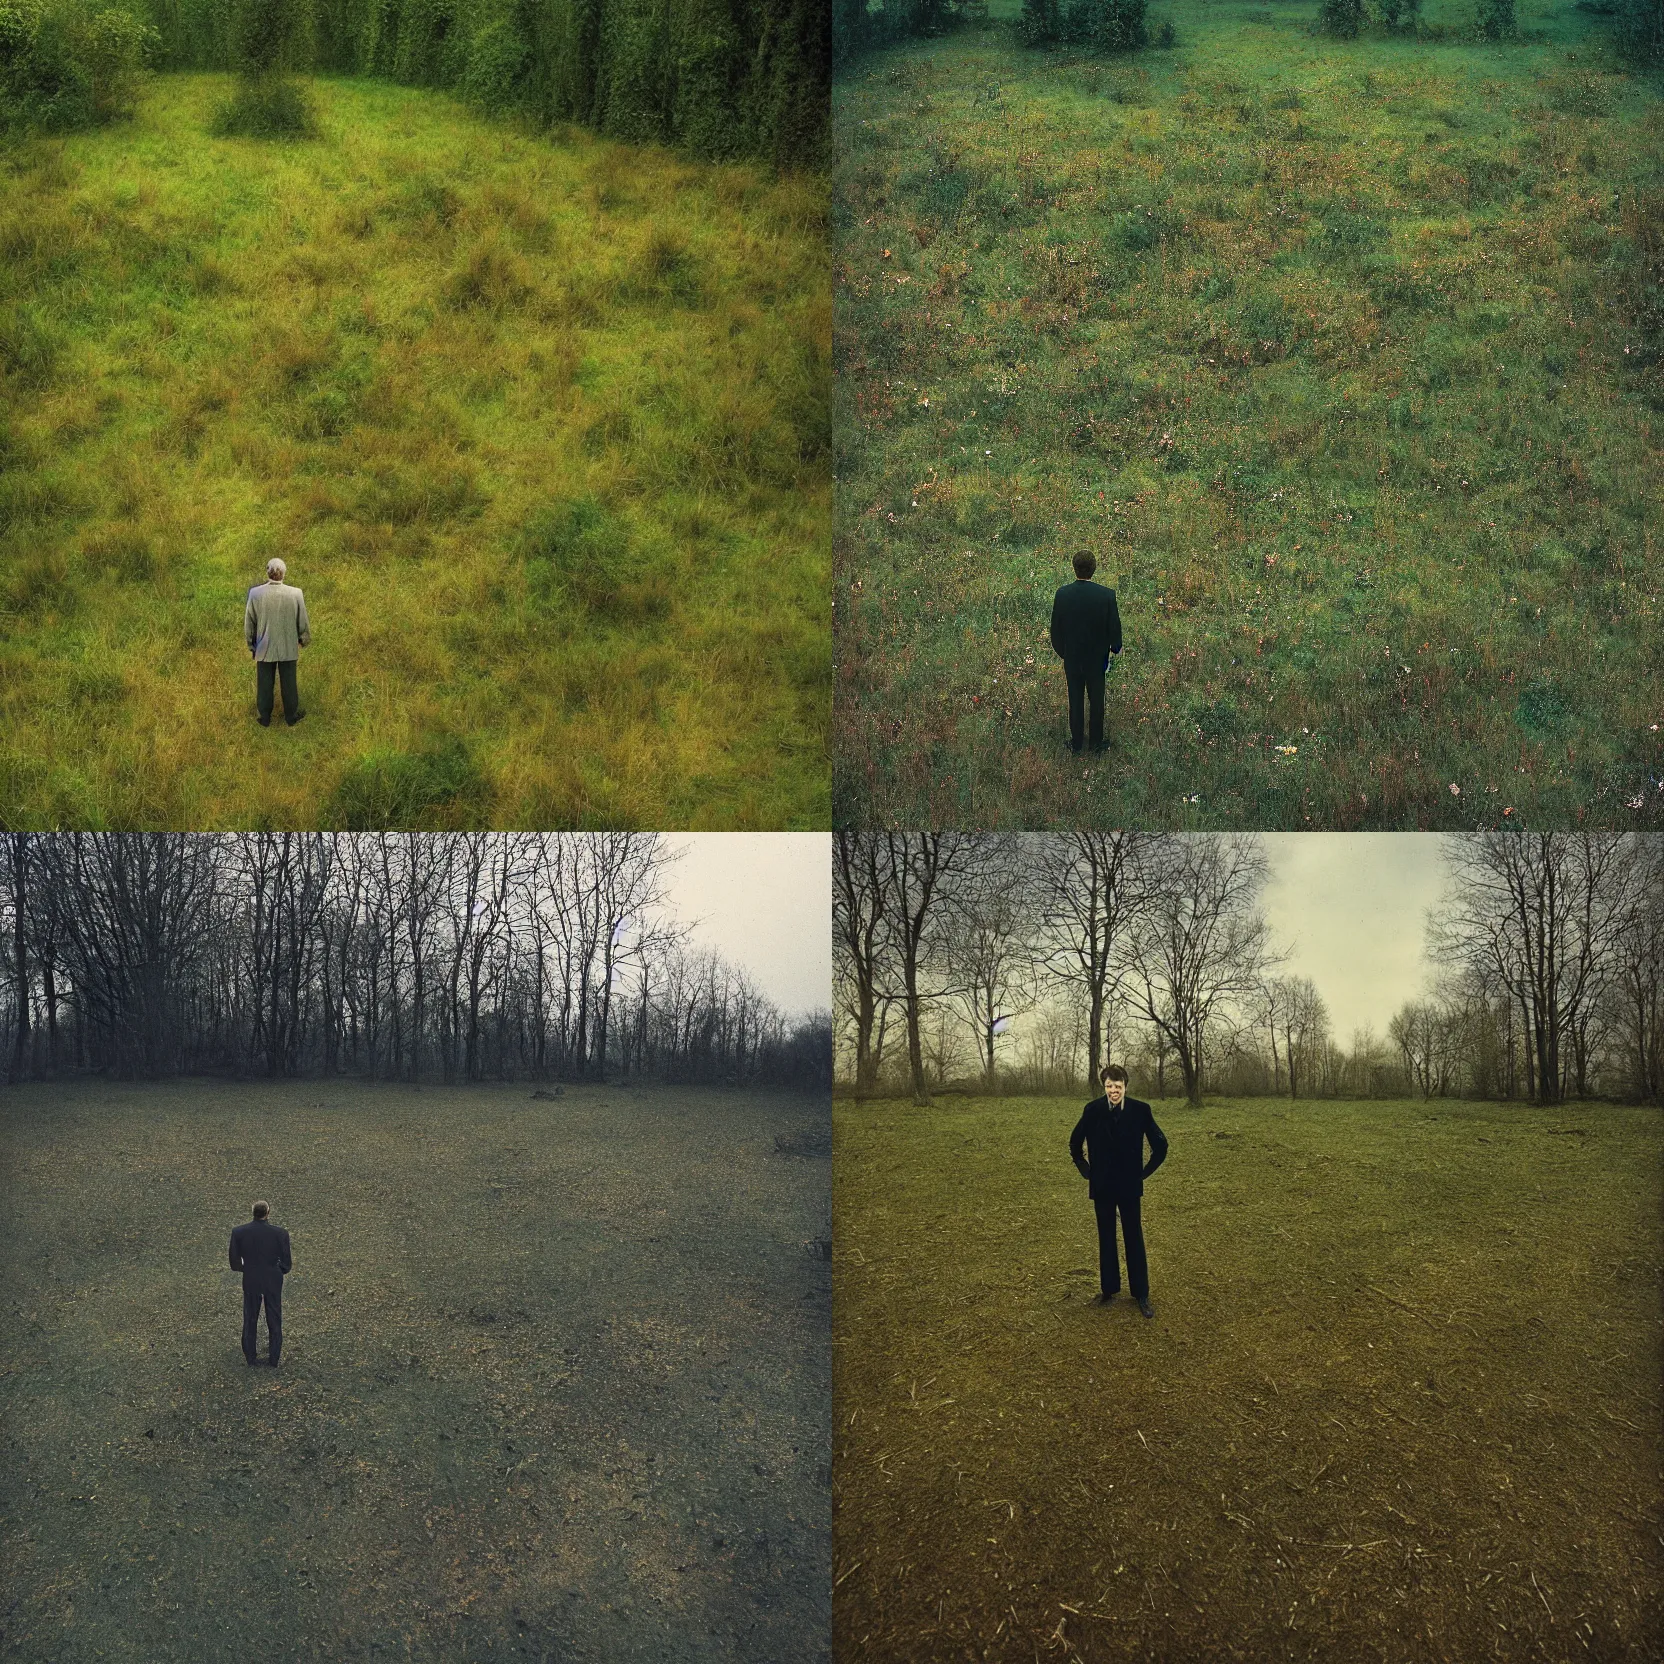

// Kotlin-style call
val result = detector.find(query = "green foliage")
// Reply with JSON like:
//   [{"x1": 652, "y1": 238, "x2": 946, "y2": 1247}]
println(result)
[
  {"x1": 459, "y1": 13, "x2": 528, "y2": 112},
  {"x1": 1374, "y1": 0, "x2": 1421, "y2": 27},
  {"x1": 1318, "y1": 0, "x2": 1363, "y2": 37},
  {"x1": 211, "y1": 70, "x2": 317, "y2": 135},
  {"x1": 1476, "y1": 0, "x2": 1514, "y2": 37},
  {"x1": 324, "y1": 735, "x2": 493, "y2": 829},
  {"x1": 139, "y1": 0, "x2": 827, "y2": 163},
  {"x1": 228, "y1": 0, "x2": 312, "y2": 75},
  {"x1": 0, "y1": 0, "x2": 155, "y2": 129},
  {"x1": 1613, "y1": 0, "x2": 1663, "y2": 63}
]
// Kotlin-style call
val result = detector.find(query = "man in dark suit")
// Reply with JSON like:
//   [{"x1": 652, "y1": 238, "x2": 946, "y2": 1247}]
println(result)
[
  {"x1": 1069, "y1": 1064, "x2": 1166, "y2": 1317},
  {"x1": 230, "y1": 1200, "x2": 292, "y2": 1367},
  {"x1": 1048, "y1": 549, "x2": 1123, "y2": 753}
]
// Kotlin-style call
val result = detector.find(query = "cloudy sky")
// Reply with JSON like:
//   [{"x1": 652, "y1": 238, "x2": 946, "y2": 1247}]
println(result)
[
  {"x1": 1260, "y1": 834, "x2": 1449, "y2": 1040},
  {"x1": 661, "y1": 835, "x2": 830, "y2": 1018}
]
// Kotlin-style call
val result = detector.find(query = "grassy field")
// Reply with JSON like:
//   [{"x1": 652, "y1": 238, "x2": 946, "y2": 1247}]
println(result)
[
  {"x1": 0, "y1": 75, "x2": 830, "y2": 830},
  {"x1": 832, "y1": 0, "x2": 1664, "y2": 829},
  {"x1": 833, "y1": 1092, "x2": 1663, "y2": 1662},
  {"x1": 0, "y1": 1079, "x2": 831, "y2": 1663}
]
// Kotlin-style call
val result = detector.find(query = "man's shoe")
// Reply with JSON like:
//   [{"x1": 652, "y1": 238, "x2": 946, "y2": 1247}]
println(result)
[
  {"x1": 257, "y1": 717, "x2": 271, "y2": 727},
  {"x1": 1097, "y1": 1291, "x2": 1118, "y2": 1306},
  {"x1": 285, "y1": 711, "x2": 306, "y2": 727},
  {"x1": 1138, "y1": 1298, "x2": 1154, "y2": 1319},
  {"x1": 268, "y1": 1359, "x2": 280, "y2": 1368}
]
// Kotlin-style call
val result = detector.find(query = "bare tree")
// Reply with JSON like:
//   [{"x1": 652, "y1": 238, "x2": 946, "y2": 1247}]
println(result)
[
  {"x1": 883, "y1": 832, "x2": 981, "y2": 1107},
  {"x1": 833, "y1": 832, "x2": 896, "y2": 1097},
  {"x1": 1124, "y1": 835, "x2": 1274, "y2": 1107},
  {"x1": 1034, "y1": 831, "x2": 1146, "y2": 1079},
  {"x1": 1432, "y1": 834, "x2": 1646, "y2": 1104}
]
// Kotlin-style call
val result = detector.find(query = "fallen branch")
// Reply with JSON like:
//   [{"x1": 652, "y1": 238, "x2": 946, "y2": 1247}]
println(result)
[{"x1": 1363, "y1": 1284, "x2": 1440, "y2": 1330}]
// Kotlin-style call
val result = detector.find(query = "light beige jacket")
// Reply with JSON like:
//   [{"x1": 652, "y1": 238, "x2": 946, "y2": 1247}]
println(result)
[{"x1": 245, "y1": 581, "x2": 311, "y2": 663}]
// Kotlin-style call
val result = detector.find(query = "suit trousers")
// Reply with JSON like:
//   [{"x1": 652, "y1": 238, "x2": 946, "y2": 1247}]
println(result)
[
  {"x1": 242, "y1": 1283, "x2": 282, "y2": 1364},
  {"x1": 256, "y1": 660, "x2": 300, "y2": 723},
  {"x1": 1065, "y1": 662, "x2": 1106, "y2": 751},
  {"x1": 1093, "y1": 1193, "x2": 1148, "y2": 1300}
]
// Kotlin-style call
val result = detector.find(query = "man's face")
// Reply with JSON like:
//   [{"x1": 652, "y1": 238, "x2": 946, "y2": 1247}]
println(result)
[{"x1": 1103, "y1": 1077, "x2": 1126, "y2": 1105}]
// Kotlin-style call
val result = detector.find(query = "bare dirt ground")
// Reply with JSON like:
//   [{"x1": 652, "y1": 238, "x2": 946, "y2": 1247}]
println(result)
[
  {"x1": 833, "y1": 1093, "x2": 1662, "y2": 1663},
  {"x1": 0, "y1": 1079, "x2": 830, "y2": 1664}
]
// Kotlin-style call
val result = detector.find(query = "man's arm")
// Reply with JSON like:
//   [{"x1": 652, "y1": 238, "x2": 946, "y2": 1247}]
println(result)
[
  {"x1": 229, "y1": 1229, "x2": 243, "y2": 1273},
  {"x1": 1069, "y1": 1111, "x2": 1091, "y2": 1180},
  {"x1": 278, "y1": 1228, "x2": 292, "y2": 1276},
  {"x1": 1106, "y1": 591, "x2": 1123, "y2": 656},
  {"x1": 1142, "y1": 1108, "x2": 1168, "y2": 1179},
  {"x1": 244, "y1": 589, "x2": 258, "y2": 654},
  {"x1": 1049, "y1": 589, "x2": 1066, "y2": 659},
  {"x1": 295, "y1": 591, "x2": 311, "y2": 650}
]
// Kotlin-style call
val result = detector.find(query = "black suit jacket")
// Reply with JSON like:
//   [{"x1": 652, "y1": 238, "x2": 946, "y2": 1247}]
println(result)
[
  {"x1": 230, "y1": 1218, "x2": 292, "y2": 1292},
  {"x1": 1069, "y1": 1095, "x2": 1167, "y2": 1200},
  {"x1": 1049, "y1": 579, "x2": 1123, "y2": 670}
]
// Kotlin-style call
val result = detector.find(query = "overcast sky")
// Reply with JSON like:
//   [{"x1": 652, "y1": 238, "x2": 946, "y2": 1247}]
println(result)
[
  {"x1": 660, "y1": 835, "x2": 830, "y2": 1019},
  {"x1": 1260, "y1": 834, "x2": 1448, "y2": 1041}
]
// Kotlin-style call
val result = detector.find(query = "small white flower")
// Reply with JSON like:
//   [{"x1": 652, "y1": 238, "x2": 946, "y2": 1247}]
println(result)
[{"x1": 1449, "y1": 783, "x2": 1461, "y2": 796}]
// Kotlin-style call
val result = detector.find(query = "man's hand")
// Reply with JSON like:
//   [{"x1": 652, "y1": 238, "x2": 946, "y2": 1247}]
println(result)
[{"x1": 1074, "y1": 1159, "x2": 1091, "y2": 1182}]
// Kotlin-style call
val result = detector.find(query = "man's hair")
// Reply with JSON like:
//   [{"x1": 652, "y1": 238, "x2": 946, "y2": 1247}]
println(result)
[
  {"x1": 1072, "y1": 549, "x2": 1097, "y2": 580},
  {"x1": 266, "y1": 558, "x2": 286, "y2": 580},
  {"x1": 1101, "y1": 1063, "x2": 1128, "y2": 1085},
  {"x1": 252, "y1": 1200, "x2": 270, "y2": 1219}
]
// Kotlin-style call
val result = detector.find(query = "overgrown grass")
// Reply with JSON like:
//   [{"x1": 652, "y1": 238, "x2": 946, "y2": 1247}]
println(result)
[
  {"x1": 833, "y1": 1091, "x2": 1663, "y2": 1661},
  {"x1": 0, "y1": 1078, "x2": 832, "y2": 1663},
  {"x1": 0, "y1": 74, "x2": 831, "y2": 829},
  {"x1": 833, "y1": 0, "x2": 1664, "y2": 828}
]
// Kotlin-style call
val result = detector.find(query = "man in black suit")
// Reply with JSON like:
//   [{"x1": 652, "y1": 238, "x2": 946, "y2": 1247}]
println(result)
[
  {"x1": 1048, "y1": 549, "x2": 1123, "y2": 753},
  {"x1": 230, "y1": 1200, "x2": 292, "y2": 1367},
  {"x1": 1069, "y1": 1064, "x2": 1167, "y2": 1317}
]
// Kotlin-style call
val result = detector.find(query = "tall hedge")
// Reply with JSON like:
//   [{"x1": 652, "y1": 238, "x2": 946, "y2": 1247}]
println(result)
[{"x1": 140, "y1": 0, "x2": 829, "y2": 161}]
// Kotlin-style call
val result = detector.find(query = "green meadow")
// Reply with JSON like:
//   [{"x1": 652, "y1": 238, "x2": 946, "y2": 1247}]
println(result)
[
  {"x1": 833, "y1": 1092, "x2": 1662, "y2": 1662},
  {"x1": 1, "y1": 75, "x2": 830, "y2": 830},
  {"x1": 833, "y1": 1, "x2": 1663, "y2": 829}
]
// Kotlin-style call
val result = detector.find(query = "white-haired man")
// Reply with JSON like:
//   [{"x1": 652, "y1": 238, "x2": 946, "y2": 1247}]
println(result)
[{"x1": 244, "y1": 558, "x2": 311, "y2": 727}]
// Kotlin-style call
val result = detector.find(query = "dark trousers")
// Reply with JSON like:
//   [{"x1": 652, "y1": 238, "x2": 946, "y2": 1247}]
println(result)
[
  {"x1": 1093, "y1": 1193, "x2": 1148, "y2": 1300},
  {"x1": 242, "y1": 1282, "x2": 282, "y2": 1364},
  {"x1": 1065, "y1": 662, "x2": 1106, "y2": 751},
  {"x1": 256, "y1": 659, "x2": 300, "y2": 723}
]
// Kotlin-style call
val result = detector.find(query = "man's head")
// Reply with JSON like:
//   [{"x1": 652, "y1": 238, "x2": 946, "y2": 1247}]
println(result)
[
  {"x1": 266, "y1": 558, "x2": 286, "y2": 583},
  {"x1": 1072, "y1": 550, "x2": 1097, "y2": 581},
  {"x1": 1100, "y1": 1063, "x2": 1128, "y2": 1105},
  {"x1": 252, "y1": 1200, "x2": 270, "y2": 1220}
]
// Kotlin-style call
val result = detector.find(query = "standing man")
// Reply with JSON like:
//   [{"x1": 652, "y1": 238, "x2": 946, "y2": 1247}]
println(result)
[
  {"x1": 1069, "y1": 1064, "x2": 1166, "y2": 1317},
  {"x1": 230, "y1": 1200, "x2": 292, "y2": 1366},
  {"x1": 245, "y1": 557, "x2": 310, "y2": 727},
  {"x1": 1048, "y1": 550, "x2": 1122, "y2": 753}
]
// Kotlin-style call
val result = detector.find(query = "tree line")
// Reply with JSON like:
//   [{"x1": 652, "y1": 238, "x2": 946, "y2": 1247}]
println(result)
[
  {"x1": 3, "y1": 0, "x2": 829, "y2": 162},
  {"x1": 833, "y1": 832, "x2": 1662, "y2": 1108},
  {"x1": 2, "y1": 833, "x2": 831, "y2": 1091}
]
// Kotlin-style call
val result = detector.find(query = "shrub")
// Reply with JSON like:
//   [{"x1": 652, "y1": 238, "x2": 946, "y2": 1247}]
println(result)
[
  {"x1": 0, "y1": 0, "x2": 155, "y2": 130},
  {"x1": 1318, "y1": 0, "x2": 1363, "y2": 36},
  {"x1": 1613, "y1": 0, "x2": 1663, "y2": 62},
  {"x1": 1375, "y1": 0, "x2": 1421, "y2": 26},
  {"x1": 460, "y1": 15, "x2": 529, "y2": 114},
  {"x1": 211, "y1": 72, "x2": 317, "y2": 137},
  {"x1": 1475, "y1": 0, "x2": 1514, "y2": 37}
]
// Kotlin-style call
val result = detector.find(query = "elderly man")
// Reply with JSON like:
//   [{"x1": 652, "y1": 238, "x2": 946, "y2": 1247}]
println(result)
[{"x1": 245, "y1": 558, "x2": 310, "y2": 727}]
